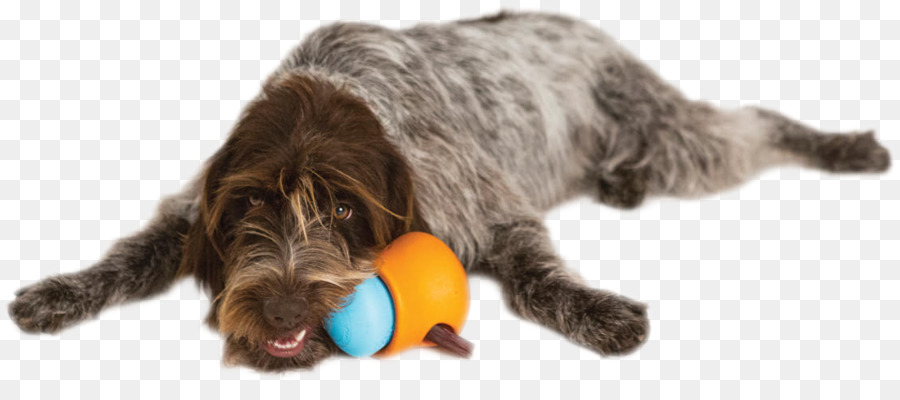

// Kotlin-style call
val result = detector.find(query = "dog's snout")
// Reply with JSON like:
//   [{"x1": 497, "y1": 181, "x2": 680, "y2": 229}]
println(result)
[{"x1": 262, "y1": 296, "x2": 308, "y2": 329}]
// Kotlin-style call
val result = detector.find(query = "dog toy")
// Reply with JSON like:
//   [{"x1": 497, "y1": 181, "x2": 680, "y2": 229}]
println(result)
[{"x1": 325, "y1": 232, "x2": 472, "y2": 358}]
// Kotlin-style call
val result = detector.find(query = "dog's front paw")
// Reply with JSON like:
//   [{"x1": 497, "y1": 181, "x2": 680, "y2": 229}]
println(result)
[
  {"x1": 569, "y1": 292, "x2": 649, "y2": 355},
  {"x1": 9, "y1": 277, "x2": 93, "y2": 334}
]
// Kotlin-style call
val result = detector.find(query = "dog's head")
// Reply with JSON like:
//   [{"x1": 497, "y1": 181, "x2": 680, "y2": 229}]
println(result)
[{"x1": 179, "y1": 74, "x2": 425, "y2": 370}]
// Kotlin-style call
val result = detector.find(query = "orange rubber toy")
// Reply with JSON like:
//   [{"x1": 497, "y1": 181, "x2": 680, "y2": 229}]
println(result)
[{"x1": 324, "y1": 232, "x2": 472, "y2": 357}]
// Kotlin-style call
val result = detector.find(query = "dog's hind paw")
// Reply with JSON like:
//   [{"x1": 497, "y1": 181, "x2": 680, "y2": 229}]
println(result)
[
  {"x1": 817, "y1": 131, "x2": 892, "y2": 173},
  {"x1": 9, "y1": 277, "x2": 93, "y2": 334}
]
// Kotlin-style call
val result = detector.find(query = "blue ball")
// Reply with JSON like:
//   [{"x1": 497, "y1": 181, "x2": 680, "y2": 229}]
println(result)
[{"x1": 324, "y1": 276, "x2": 395, "y2": 357}]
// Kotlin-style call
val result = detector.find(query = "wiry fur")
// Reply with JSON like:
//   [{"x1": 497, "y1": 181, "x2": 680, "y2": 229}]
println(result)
[
  {"x1": 10, "y1": 12, "x2": 891, "y2": 371},
  {"x1": 176, "y1": 75, "x2": 426, "y2": 369}
]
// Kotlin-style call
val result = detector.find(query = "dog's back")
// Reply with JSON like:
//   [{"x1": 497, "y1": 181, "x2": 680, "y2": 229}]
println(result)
[
  {"x1": 280, "y1": 13, "x2": 613, "y2": 202},
  {"x1": 271, "y1": 14, "x2": 641, "y2": 261},
  {"x1": 275, "y1": 12, "x2": 889, "y2": 263}
]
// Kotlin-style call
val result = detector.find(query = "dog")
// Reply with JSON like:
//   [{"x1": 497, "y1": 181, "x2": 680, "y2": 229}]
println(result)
[{"x1": 9, "y1": 12, "x2": 891, "y2": 371}]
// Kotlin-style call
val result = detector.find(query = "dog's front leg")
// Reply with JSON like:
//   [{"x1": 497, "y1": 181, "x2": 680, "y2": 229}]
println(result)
[
  {"x1": 9, "y1": 186, "x2": 198, "y2": 333},
  {"x1": 474, "y1": 218, "x2": 649, "y2": 355}
]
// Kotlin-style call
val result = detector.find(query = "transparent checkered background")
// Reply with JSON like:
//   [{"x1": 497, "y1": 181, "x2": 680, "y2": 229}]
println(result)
[{"x1": 1, "y1": 0, "x2": 898, "y2": 399}]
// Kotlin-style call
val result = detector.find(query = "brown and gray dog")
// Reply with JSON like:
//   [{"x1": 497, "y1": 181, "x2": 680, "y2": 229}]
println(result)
[{"x1": 9, "y1": 13, "x2": 891, "y2": 371}]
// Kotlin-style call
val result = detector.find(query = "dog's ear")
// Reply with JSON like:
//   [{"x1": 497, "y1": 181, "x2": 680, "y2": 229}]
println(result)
[
  {"x1": 378, "y1": 146, "x2": 429, "y2": 242},
  {"x1": 179, "y1": 147, "x2": 230, "y2": 299}
]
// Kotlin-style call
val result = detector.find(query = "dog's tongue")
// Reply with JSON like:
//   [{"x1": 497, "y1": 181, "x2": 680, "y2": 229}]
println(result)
[{"x1": 265, "y1": 329, "x2": 307, "y2": 358}]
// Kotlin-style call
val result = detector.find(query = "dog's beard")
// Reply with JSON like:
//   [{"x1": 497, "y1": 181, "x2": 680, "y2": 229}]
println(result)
[{"x1": 214, "y1": 223, "x2": 375, "y2": 370}]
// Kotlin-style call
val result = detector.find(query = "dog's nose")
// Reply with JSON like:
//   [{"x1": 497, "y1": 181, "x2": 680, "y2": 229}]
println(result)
[{"x1": 262, "y1": 296, "x2": 308, "y2": 329}]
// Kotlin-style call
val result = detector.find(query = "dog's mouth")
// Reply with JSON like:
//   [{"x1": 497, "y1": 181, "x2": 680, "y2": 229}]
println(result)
[{"x1": 263, "y1": 327, "x2": 311, "y2": 358}]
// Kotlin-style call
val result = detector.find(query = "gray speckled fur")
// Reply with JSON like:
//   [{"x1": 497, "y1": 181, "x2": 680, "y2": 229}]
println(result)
[
  {"x1": 10, "y1": 183, "x2": 199, "y2": 333},
  {"x1": 11, "y1": 12, "x2": 890, "y2": 359}
]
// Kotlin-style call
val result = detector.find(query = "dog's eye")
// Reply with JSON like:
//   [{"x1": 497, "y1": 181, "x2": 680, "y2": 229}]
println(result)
[
  {"x1": 249, "y1": 195, "x2": 264, "y2": 207},
  {"x1": 333, "y1": 204, "x2": 352, "y2": 220}
]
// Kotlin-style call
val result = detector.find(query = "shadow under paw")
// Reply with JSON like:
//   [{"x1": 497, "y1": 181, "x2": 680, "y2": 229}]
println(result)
[{"x1": 9, "y1": 278, "x2": 92, "y2": 334}]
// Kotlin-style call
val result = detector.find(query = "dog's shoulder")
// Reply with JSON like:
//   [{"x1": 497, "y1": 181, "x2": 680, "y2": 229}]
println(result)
[
  {"x1": 287, "y1": 21, "x2": 417, "y2": 71},
  {"x1": 302, "y1": 21, "x2": 401, "y2": 49},
  {"x1": 457, "y1": 11, "x2": 574, "y2": 25}
]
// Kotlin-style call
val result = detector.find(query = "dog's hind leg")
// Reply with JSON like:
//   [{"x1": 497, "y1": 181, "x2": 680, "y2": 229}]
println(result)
[
  {"x1": 473, "y1": 217, "x2": 649, "y2": 355},
  {"x1": 590, "y1": 55, "x2": 891, "y2": 207},
  {"x1": 9, "y1": 186, "x2": 199, "y2": 333}
]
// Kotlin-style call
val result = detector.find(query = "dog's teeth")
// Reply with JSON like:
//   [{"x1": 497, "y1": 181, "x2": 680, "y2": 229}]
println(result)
[
  {"x1": 269, "y1": 338, "x2": 300, "y2": 350},
  {"x1": 276, "y1": 341, "x2": 297, "y2": 349},
  {"x1": 267, "y1": 332, "x2": 305, "y2": 351}
]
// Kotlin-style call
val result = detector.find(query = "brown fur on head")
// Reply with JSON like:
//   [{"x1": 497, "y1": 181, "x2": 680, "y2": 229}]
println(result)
[{"x1": 177, "y1": 74, "x2": 427, "y2": 370}]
